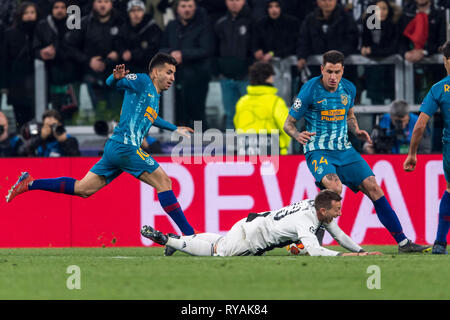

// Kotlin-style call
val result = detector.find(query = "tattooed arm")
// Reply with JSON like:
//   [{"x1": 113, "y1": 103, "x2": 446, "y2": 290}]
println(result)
[
  {"x1": 347, "y1": 108, "x2": 372, "y2": 143},
  {"x1": 284, "y1": 115, "x2": 316, "y2": 145}
]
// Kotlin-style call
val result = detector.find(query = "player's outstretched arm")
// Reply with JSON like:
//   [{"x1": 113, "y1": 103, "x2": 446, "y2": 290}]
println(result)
[
  {"x1": 403, "y1": 112, "x2": 431, "y2": 172},
  {"x1": 106, "y1": 64, "x2": 131, "y2": 88}
]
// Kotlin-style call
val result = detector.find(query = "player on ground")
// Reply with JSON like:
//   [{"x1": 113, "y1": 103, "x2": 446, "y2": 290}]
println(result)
[
  {"x1": 284, "y1": 50, "x2": 430, "y2": 253},
  {"x1": 403, "y1": 41, "x2": 450, "y2": 255},
  {"x1": 6, "y1": 53, "x2": 196, "y2": 236},
  {"x1": 141, "y1": 190, "x2": 382, "y2": 257}
]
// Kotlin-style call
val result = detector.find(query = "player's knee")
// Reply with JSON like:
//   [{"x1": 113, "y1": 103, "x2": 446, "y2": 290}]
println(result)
[
  {"x1": 75, "y1": 185, "x2": 96, "y2": 198},
  {"x1": 362, "y1": 177, "x2": 383, "y2": 200},
  {"x1": 156, "y1": 175, "x2": 172, "y2": 192}
]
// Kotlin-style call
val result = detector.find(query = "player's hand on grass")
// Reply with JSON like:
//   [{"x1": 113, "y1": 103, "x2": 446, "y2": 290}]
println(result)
[
  {"x1": 355, "y1": 129, "x2": 372, "y2": 144},
  {"x1": 176, "y1": 126, "x2": 194, "y2": 138},
  {"x1": 295, "y1": 131, "x2": 316, "y2": 145},
  {"x1": 113, "y1": 64, "x2": 130, "y2": 80},
  {"x1": 403, "y1": 154, "x2": 417, "y2": 172},
  {"x1": 368, "y1": 251, "x2": 383, "y2": 255}
]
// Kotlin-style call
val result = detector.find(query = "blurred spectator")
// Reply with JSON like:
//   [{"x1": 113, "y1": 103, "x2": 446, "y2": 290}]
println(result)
[
  {"x1": 0, "y1": 0, "x2": 18, "y2": 26},
  {"x1": 234, "y1": 62, "x2": 290, "y2": 155},
  {"x1": 215, "y1": 0, "x2": 254, "y2": 129},
  {"x1": 197, "y1": 0, "x2": 228, "y2": 24},
  {"x1": 33, "y1": 0, "x2": 79, "y2": 122},
  {"x1": 363, "y1": 100, "x2": 431, "y2": 154},
  {"x1": 0, "y1": 111, "x2": 23, "y2": 157},
  {"x1": 160, "y1": 0, "x2": 215, "y2": 126},
  {"x1": 1, "y1": 2, "x2": 39, "y2": 130},
  {"x1": 400, "y1": 0, "x2": 447, "y2": 103},
  {"x1": 361, "y1": 0, "x2": 401, "y2": 58},
  {"x1": 281, "y1": 0, "x2": 316, "y2": 22},
  {"x1": 118, "y1": 0, "x2": 162, "y2": 74},
  {"x1": 19, "y1": 109, "x2": 80, "y2": 157},
  {"x1": 65, "y1": 0, "x2": 124, "y2": 118},
  {"x1": 252, "y1": 0, "x2": 299, "y2": 103},
  {"x1": 400, "y1": 0, "x2": 446, "y2": 62},
  {"x1": 360, "y1": 0, "x2": 401, "y2": 105},
  {"x1": 296, "y1": 0, "x2": 359, "y2": 70},
  {"x1": 252, "y1": 0, "x2": 300, "y2": 62}
]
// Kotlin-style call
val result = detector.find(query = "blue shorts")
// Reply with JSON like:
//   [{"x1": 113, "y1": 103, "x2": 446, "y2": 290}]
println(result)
[
  {"x1": 90, "y1": 139, "x2": 160, "y2": 184},
  {"x1": 443, "y1": 143, "x2": 450, "y2": 182},
  {"x1": 305, "y1": 147, "x2": 374, "y2": 193}
]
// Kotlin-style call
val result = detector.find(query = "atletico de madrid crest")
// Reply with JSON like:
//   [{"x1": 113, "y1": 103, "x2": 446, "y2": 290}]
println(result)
[{"x1": 341, "y1": 94, "x2": 348, "y2": 106}]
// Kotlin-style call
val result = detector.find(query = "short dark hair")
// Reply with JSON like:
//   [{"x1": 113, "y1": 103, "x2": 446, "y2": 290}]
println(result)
[
  {"x1": 441, "y1": 41, "x2": 450, "y2": 59},
  {"x1": 42, "y1": 109, "x2": 62, "y2": 123},
  {"x1": 148, "y1": 52, "x2": 178, "y2": 73},
  {"x1": 249, "y1": 62, "x2": 275, "y2": 85},
  {"x1": 322, "y1": 50, "x2": 345, "y2": 66},
  {"x1": 314, "y1": 190, "x2": 342, "y2": 211}
]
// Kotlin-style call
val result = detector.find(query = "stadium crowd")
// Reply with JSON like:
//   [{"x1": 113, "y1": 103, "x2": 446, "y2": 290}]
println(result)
[{"x1": 0, "y1": 0, "x2": 449, "y2": 157}]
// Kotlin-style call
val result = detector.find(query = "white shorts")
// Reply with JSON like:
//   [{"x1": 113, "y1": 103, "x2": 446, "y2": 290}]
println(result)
[{"x1": 215, "y1": 218, "x2": 253, "y2": 256}]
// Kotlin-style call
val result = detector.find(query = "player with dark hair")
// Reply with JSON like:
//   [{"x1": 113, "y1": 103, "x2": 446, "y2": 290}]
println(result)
[
  {"x1": 6, "y1": 52, "x2": 196, "y2": 236},
  {"x1": 141, "y1": 190, "x2": 382, "y2": 257},
  {"x1": 404, "y1": 41, "x2": 450, "y2": 254},
  {"x1": 284, "y1": 50, "x2": 430, "y2": 253}
]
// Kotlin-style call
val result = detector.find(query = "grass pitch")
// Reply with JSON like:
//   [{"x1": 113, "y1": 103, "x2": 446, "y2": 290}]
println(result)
[{"x1": 0, "y1": 246, "x2": 448, "y2": 300}]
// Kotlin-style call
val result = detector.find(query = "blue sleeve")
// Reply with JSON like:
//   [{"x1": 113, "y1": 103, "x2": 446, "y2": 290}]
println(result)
[
  {"x1": 288, "y1": 80, "x2": 314, "y2": 120},
  {"x1": 419, "y1": 85, "x2": 440, "y2": 117},
  {"x1": 106, "y1": 73, "x2": 145, "y2": 91},
  {"x1": 153, "y1": 116, "x2": 177, "y2": 131}
]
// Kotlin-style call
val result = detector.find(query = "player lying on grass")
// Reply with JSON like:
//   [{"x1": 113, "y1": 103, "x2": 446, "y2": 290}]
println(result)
[{"x1": 141, "y1": 190, "x2": 382, "y2": 257}]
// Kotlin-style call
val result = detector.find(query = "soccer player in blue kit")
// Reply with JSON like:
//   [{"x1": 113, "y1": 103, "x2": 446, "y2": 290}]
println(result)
[
  {"x1": 6, "y1": 53, "x2": 196, "y2": 236},
  {"x1": 404, "y1": 41, "x2": 450, "y2": 254},
  {"x1": 284, "y1": 50, "x2": 430, "y2": 253}
]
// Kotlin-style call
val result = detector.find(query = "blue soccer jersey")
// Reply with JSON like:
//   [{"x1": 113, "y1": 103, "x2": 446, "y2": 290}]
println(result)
[
  {"x1": 105, "y1": 73, "x2": 177, "y2": 147},
  {"x1": 419, "y1": 75, "x2": 450, "y2": 144},
  {"x1": 289, "y1": 76, "x2": 356, "y2": 153}
]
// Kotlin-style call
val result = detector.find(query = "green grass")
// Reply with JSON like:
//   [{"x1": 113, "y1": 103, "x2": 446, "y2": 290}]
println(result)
[{"x1": 0, "y1": 246, "x2": 448, "y2": 300}]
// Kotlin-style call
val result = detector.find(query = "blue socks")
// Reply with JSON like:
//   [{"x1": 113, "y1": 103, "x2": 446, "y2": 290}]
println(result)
[
  {"x1": 158, "y1": 190, "x2": 194, "y2": 235},
  {"x1": 436, "y1": 191, "x2": 450, "y2": 244},
  {"x1": 29, "y1": 177, "x2": 76, "y2": 195},
  {"x1": 373, "y1": 196, "x2": 407, "y2": 244}
]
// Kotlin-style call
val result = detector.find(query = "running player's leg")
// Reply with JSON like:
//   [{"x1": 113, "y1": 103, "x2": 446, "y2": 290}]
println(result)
[
  {"x1": 358, "y1": 171, "x2": 430, "y2": 252},
  {"x1": 139, "y1": 166, "x2": 195, "y2": 235},
  {"x1": 432, "y1": 181, "x2": 450, "y2": 254},
  {"x1": 433, "y1": 147, "x2": 450, "y2": 254}
]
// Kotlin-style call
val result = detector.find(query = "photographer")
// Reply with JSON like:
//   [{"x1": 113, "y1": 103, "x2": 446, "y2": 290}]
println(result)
[
  {"x1": 20, "y1": 110, "x2": 80, "y2": 157},
  {"x1": 0, "y1": 111, "x2": 22, "y2": 157},
  {"x1": 363, "y1": 100, "x2": 431, "y2": 154}
]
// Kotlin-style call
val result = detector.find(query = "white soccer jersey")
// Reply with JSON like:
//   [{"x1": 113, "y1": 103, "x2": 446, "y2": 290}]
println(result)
[{"x1": 239, "y1": 199, "x2": 363, "y2": 256}]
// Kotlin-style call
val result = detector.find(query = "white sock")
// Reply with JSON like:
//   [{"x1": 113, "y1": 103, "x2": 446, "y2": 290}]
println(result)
[
  {"x1": 399, "y1": 239, "x2": 409, "y2": 246},
  {"x1": 166, "y1": 236, "x2": 215, "y2": 256}
]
